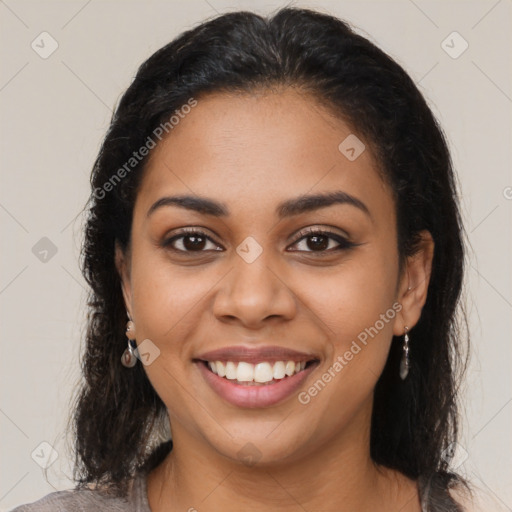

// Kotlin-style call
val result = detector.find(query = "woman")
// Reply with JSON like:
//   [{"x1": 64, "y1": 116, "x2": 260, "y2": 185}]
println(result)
[{"x1": 12, "y1": 6, "x2": 476, "y2": 511}]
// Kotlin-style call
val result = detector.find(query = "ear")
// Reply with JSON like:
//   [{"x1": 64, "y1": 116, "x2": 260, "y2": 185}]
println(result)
[
  {"x1": 114, "y1": 240, "x2": 134, "y2": 320},
  {"x1": 393, "y1": 230, "x2": 435, "y2": 336}
]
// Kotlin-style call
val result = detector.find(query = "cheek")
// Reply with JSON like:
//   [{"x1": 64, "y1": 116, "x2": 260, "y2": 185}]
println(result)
[
  {"x1": 307, "y1": 250, "x2": 397, "y2": 328},
  {"x1": 131, "y1": 266, "x2": 211, "y2": 341},
  {"x1": 295, "y1": 266, "x2": 399, "y2": 427},
  {"x1": 128, "y1": 251, "x2": 213, "y2": 421},
  {"x1": 305, "y1": 246, "x2": 399, "y2": 374}
]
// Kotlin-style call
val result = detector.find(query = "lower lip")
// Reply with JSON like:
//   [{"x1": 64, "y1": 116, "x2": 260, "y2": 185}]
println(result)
[{"x1": 195, "y1": 360, "x2": 318, "y2": 408}]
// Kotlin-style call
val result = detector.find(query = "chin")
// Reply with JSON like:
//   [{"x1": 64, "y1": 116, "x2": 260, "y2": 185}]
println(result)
[{"x1": 199, "y1": 422, "x2": 315, "y2": 468}]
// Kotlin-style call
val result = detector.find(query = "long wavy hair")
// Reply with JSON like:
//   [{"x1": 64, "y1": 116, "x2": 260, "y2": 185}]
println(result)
[{"x1": 70, "y1": 6, "x2": 470, "y2": 507}]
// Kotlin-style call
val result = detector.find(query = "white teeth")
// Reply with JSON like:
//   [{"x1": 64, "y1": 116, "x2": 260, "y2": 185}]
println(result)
[
  {"x1": 236, "y1": 362, "x2": 254, "y2": 382},
  {"x1": 225, "y1": 361, "x2": 237, "y2": 380},
  {"x1": 254, "y1": 362, "x2": 274, "y2": 383},
  {"x1": 273, "y1": 361, "x2": 286, "y2": 379},
  {"x1": 206, "y1": 359, "x2": 309, "y2": 383},
  {"x1": 216, "y1": 361, "x2": 226, "y2": 377},
  {"x1": 285, "y1": 361, "x2": 296, "y2": 376}
]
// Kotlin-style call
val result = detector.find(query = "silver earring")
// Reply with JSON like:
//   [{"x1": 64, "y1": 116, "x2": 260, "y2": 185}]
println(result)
[
  {"x1": 399, "y1": 326, "x2": 410, "y2": 380},
  {"x1": 121, "y1": 319, "x2": 139, "y2": 367}
]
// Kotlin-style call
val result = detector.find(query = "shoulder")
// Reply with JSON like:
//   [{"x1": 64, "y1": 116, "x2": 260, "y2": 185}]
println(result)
[
  {"x1": 449, "y1": 482, "x2": 510, "y2": 512},
  {"x1": 8, "y1": 489, "x2": 114, "y2": 512},
  {"x1": 417, "y1": 472, "x2": 510, "y2": 512},
  {"x1": 9, "y1": 472, "x2": 150, "y2": 512},
  {"x1": 9, "y1": 488, "x2": 130, "y2": 512}
]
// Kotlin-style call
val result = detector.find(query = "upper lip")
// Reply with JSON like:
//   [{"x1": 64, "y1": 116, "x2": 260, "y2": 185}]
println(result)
[{"x1": 195, "y1": 345, "x2": 320, "y2": 364}]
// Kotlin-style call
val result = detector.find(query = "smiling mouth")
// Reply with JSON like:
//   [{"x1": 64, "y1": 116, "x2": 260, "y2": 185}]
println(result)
[{"x1": 197, "y1": 359, "x2": 320, "y2": 386}]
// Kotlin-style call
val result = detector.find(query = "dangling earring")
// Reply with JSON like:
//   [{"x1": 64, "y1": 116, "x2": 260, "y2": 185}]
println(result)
[
  {"x1": 399, "y1": 325, "x2": 410, "y2": 380},
  {"x1": 121, "y1": 315, "x2": 139, "y2": 368}
]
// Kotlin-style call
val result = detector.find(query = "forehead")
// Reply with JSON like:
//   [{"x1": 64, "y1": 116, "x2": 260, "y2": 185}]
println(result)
[{"x1": 134, "y1": 88, "x2": 392, "y2": 221}]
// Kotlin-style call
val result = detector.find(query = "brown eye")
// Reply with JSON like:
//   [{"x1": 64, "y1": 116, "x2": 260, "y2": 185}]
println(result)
[
  {"x1": 289, "y1": 228, "x2": 356, "y2": 254},
  {"x1": 161, "y1": 227, "x2": 357, "y2": 256},
  {"x1": 162, "y1": 229, "x2": 222, "y2": 253}
]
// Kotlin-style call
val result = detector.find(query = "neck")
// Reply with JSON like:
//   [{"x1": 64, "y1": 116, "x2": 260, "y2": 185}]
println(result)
[{"x1": 146, "y1": 407, "x2": 419, "y2": 511}]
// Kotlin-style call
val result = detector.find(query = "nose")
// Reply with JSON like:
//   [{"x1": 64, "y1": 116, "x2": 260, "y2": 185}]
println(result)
[{"x1": 212, "y1": 251, "x2": 297, "y2": 330}]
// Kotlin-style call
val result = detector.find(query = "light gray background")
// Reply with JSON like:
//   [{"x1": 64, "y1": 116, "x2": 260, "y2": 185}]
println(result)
[{"x1": 1, "y1": 0, "x2": 511, "y2": 510}]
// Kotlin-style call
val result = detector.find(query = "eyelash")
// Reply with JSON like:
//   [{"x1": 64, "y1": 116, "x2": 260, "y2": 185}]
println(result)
[{"x1": 161, "y1": 227, "x2": 356, "y2": 256}]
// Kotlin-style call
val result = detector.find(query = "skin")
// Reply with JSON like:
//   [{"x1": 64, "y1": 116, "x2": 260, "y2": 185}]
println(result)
[{"x1": 115, "y1": 87, "x2": 434, "y2": 511}]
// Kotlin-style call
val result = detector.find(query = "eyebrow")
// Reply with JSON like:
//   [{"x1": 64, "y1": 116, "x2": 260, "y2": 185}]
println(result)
[{"x1": 146, "y1": 190, "x2": 372, "y2": 220}]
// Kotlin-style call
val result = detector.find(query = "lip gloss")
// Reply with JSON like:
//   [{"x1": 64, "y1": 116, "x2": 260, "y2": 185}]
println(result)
[{"x1": 195, "y1": 360, "x2": 318, "y2": 408}]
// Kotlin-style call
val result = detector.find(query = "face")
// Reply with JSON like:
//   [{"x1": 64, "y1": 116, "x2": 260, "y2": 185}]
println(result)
[{"x1": 115, "y1": 88, "x2": 433, "y2": 466}]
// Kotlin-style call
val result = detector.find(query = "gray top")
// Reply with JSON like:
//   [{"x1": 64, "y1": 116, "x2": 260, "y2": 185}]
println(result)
[
  {"x1": 9, "y1": 472, "x2": 151, "y2": 512},
  {"x1": 9, "y1": 471, "x2": 468, "y2": 511}
]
